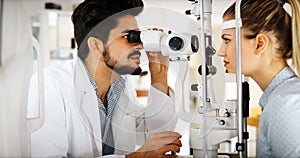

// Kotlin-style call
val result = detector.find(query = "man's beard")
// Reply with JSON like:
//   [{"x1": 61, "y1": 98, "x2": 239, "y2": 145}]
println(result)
[{"x1": 103, "y1": 49, "x2": 142, "y2": 75}]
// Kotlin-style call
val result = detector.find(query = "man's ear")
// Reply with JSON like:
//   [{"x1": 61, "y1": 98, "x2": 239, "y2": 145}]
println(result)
[
  {"x1": 254, "y1": 33, "x2": 269, "y2": 55},
  {"x1": 87, "y1": 37, "x2": 104, "y2": 54}
]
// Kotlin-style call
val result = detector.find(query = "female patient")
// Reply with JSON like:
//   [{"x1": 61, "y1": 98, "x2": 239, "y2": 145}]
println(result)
[{"x1": 218, "y1": 0, "x2": 300, "y2": 157}]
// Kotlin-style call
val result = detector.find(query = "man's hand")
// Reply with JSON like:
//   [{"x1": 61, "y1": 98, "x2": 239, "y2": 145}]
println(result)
[
  {"x1": 147, "y1": 51, "x2": 169, "y2": 95},
  {"x1": 126, "y1": 131, "x2": 182, "y2": 158}
]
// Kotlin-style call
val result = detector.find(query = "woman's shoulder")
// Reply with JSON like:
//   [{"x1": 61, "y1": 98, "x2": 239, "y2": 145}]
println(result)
[
  {"x1": 269, "y1": 76, "x2": 300, "y2": 109},
  {"x1": 278, "y1": 76, "x2": 300, "y2": 93}
]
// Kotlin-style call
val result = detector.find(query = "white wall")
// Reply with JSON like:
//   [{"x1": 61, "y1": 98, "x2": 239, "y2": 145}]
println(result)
[{"x1": 0, "y1": 1, "x2": 34, "y2": 157}]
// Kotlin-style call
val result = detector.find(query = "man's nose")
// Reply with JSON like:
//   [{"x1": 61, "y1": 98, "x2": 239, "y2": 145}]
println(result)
[{"x1": 133, "y1": 42, "x2": 143, "y2": 50}]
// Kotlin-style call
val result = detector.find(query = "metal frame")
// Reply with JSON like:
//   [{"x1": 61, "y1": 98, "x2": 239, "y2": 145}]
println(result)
[
  {"x1": 199, "y1": 0, "x2": 208, "y2": 157},
  {"x1": 0, "y1": 0, "x2": 3, "y2": 67},
  {"x1": 234, "y1": 0, "x2": 246, "y2": 157}
]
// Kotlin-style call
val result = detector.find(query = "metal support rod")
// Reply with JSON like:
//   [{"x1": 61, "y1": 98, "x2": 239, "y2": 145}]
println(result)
[
  {"x1": 243, "y1": 118, "x2": 248, "y2": 158},
  {"x1": 199, "y1": 0, "x2": 207, "y2": 157},
  {"x1": 0, "y1": 0, "x2": 3, "y2": 67},
  {"x1": 235, "y1": 0, "x2": 244, "y2": 157},
  {"x1": 242, "y1": 81, "x2": 250, "y2": 158}
]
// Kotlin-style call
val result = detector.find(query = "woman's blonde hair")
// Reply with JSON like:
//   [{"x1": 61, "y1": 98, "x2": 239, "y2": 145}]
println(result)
[
  {"x1": 287, "y1": 0, "x2": 300, "y2": 76},
  {"x1": 223, "y1": 0, "x2": 300, "y2": 76}
]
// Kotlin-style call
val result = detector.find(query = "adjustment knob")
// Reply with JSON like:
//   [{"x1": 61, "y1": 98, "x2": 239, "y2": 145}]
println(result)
[
  {"x1": 191, "y1": 84, "x2": 198, "y2": 91},
  {"x1": 185, "y1": 10, "x2": 192, "y2": 15},
  {"x1": 219, "y1": 120, "x2": 225, "y2": 126},
  {"x1": 224, "y1": 112, "x2": 231, "y2": 117},
  {"x1": 198, "y1": 65, "x2": 209, "y2": 76}
]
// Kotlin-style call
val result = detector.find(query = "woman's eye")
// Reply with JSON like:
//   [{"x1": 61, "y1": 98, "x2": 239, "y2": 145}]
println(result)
[{"x1": 223, "y1": 38, "x2": 230, "y2": 44}]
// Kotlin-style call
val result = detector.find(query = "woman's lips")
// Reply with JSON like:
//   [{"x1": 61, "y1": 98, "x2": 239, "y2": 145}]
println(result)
[{"x1": 223, "y1": 60, "x2": 229, "y2": 67}]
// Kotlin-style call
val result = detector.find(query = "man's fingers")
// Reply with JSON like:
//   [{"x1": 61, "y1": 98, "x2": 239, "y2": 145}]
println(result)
[
  {"x1": 163, "y1": 154, "x2": 177, "y2": 158},
  {"x1": 158, "y1": 144, "x2": 181, "y2": 154},
  {"x1": 155, "y1": 136, "x2": 182, "y2": 147},
  {"x1": 168, "y1": 138, "x2": 182, "y2": 147},
  {"x1": 146, "y1": 51, "x2": 160, "y2": 57},
  {"x1": 153, "y1": 131, "x2": 182, "y2": 139}
]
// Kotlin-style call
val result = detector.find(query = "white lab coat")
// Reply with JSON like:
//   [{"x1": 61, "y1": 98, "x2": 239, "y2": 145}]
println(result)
[{"x1": 27, "y1": 58, "x2": 177, "y2": 158}]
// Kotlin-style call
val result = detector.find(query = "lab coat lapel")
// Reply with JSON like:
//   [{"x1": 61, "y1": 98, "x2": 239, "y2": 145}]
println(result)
[
  {"x1": 112, "y1": 92, "x2": 132, "y2": 154},
  {"x1": 112, "y1": 83, "x2": 146, "y2": 153},
  {"x1": 112, "y1": 93, "x2": 129, "y2": 127},
  {"x1": 73, "y1": 58, "x2": 102, "y2": 155}
]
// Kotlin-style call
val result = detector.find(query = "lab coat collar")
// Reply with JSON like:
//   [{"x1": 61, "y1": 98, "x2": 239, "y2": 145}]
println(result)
[{"x1": 73, "y1": 57, "x2": 95, "y2": 93}]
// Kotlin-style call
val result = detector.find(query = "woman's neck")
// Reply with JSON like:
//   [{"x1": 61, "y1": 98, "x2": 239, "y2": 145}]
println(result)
[{"x1": 251, "y1": 61, "x2": 287, "y2": 91}]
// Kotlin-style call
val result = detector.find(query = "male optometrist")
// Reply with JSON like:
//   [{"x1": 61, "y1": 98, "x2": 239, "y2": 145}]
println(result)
[{"x1": 27, "y1": 0, "x2": 181, "y2": 157}]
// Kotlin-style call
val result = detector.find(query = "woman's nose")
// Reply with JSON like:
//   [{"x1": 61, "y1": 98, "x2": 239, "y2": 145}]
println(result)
[{"x1": 217, "y1": 46, "x2": 226, "y2": 57}]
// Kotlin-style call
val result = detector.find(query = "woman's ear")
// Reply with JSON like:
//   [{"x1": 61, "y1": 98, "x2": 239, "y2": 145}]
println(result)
[
  {"x1": 87, "y1": 37, "x2": 104, "y2": 54},
  {"x1": 254, "y1": 33, "x2": 269, "y2": 55}
]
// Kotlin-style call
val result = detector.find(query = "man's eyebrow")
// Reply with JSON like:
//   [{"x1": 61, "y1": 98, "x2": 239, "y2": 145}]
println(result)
[
  {"x1": 121, "y1": 29, "x2": 139, "y2": 34},
  {"x1": 121, "y1": 29, "x2": 131, "y2": 33}
]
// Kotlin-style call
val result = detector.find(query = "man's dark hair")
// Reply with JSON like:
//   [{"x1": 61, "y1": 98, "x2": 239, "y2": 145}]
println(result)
[{"x1": 72, "y1": 0, "x2": 144, "y2": 61}]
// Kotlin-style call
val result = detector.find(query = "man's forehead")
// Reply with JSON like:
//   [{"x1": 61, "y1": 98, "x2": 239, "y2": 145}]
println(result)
[
  {"x1": 106, "y1": 14, "x2": 139, "y2": 42},
  {"x1": 115, "y1": 14, "x2": 139, "y2": 32}
]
